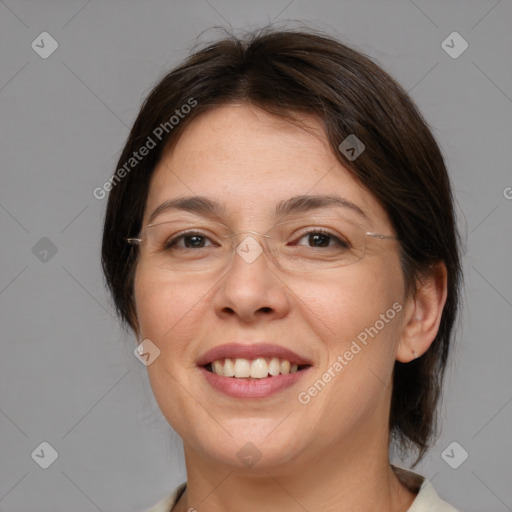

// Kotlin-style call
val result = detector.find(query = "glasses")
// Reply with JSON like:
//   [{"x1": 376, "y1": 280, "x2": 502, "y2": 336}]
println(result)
[{"x1": 126, "y1": 216, "x2": 398, "y2": 273}]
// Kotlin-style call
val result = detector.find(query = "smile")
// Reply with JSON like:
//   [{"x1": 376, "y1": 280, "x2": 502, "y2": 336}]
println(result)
[{"x1": 197, "y1": 342, "x2": 313, "y2": 398}]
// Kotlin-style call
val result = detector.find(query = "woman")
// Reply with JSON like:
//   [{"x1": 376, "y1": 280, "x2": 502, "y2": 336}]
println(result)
[{"x1": 101, "y1": 27, "x2": 462, "y2": 512}]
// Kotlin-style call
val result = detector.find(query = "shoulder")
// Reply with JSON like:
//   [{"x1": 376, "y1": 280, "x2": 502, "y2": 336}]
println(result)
[
  {"x1": 391, "y1": 465, "x2": 461, "y2": 512},
  {"x1": 142, "y1": 482, "x2": 187, "y2": 512},
  {"x1": 410, "y1": 479, "x2": 460, "y2": 512}
]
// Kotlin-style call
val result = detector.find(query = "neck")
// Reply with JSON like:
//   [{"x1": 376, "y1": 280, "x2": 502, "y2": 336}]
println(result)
[{"x1": 173, "y1": 417, "x2": 416, "y2": 512}]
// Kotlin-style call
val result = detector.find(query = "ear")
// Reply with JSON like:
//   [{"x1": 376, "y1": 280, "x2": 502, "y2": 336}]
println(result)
[{"x1": 396, "y1": 262, "x2": 448, "y2": 363}]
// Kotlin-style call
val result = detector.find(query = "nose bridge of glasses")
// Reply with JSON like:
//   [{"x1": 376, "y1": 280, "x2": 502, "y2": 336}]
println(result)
[
  {"x1": 223, "y1": 229, "x2": 280, "y2": 267},
  {"x1": 225, "y1": 229, "x2": 271, "y2": 241}
]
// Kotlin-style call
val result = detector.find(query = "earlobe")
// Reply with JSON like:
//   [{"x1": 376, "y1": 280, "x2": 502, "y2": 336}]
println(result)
[{"x1": 396, "y1": 263, "x2": 448, "y2": 363}]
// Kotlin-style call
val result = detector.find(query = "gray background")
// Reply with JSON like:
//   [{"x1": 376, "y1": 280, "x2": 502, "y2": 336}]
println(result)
[{"x1": 1, "y1": 1, "x2": 511, "y2": 511}]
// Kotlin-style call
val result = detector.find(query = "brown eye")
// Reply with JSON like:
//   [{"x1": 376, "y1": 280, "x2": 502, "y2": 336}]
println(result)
[
  {"x1": 164, "y1": 232, "x2": 215, "y2": 250},
  {"x1": 294, "y1": 230, "x2": 351, "y2": 249},
  {"x1": 306, "y1": 232, "x2": 331, "y2": 247}
]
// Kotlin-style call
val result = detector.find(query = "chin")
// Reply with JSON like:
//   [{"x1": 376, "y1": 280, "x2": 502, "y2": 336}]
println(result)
[{"x1": 191, "y1": 419, "x2": 307, "y2": 470}]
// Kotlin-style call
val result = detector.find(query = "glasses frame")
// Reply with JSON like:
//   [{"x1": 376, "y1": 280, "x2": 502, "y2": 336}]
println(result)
[{"x1": 125, "y1": 217, "x2": 399, "y2": 272}]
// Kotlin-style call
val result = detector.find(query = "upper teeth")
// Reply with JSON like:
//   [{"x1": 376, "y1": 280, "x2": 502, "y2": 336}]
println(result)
[{"x1": 210, "y1": 357, "x2": 299, "y2": 378}]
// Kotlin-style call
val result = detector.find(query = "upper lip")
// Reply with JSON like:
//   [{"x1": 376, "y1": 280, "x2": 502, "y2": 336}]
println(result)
[{"x1": 197, "y1": 343, "x2": 313, "y2": 366}]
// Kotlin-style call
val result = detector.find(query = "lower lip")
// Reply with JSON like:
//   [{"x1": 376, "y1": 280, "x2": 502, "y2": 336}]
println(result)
[{"x1": 199, "y1": 366, "x2": 311, "y2": 398}]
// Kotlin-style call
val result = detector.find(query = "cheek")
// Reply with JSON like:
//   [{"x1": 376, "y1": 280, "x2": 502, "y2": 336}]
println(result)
[
  {"x1": 298, "y1": 257, "x2": 404, "y2": 341},
  {"x1": 301, "y1": 259, "x2": 404, "y2": 391},
  {"x1": 133, "y1": 265, "x2": 206, "y2": 357},
  {"x1": 293, "y1": 263, "x2": 404, "y2": 433},
  {"x1": 132, "y1": 266, "x2": 209, "y2": 435}
]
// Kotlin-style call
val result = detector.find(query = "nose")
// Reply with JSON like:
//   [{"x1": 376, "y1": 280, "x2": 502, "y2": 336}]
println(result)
[{"x1": 212, "y1": 232, "x2": 291, "y2": 324}]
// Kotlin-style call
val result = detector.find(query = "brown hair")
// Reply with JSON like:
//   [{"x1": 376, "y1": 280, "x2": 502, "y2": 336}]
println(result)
[{"x1": 101, "y1": 26, "x2": 462, "y2": 464}]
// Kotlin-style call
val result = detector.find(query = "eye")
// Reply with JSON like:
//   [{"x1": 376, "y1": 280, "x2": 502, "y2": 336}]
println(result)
[
  {"x1": 164, "y1": 231, "x2": 217, "y2": 250},
  {"x1": 294, "y1": 229, "x2": 351, "y2": 249}
]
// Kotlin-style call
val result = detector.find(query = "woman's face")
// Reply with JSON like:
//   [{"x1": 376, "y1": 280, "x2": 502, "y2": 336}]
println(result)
[{"x1": 133, "y1": 104, "x2": 407, "y2": 469}]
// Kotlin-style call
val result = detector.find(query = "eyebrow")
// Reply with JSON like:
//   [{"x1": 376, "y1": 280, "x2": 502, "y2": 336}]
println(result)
[{"x1": 148, "y1": 194, "x2": 368, "y2": 225}]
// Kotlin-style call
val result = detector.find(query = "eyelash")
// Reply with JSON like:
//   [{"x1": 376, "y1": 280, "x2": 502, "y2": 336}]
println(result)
[
  {"x1": 164, "y1": 231, "x2": 216, "y2": 250},
  {"x1": 294, "y1": 229, "x2": 351, "y2": 249}
]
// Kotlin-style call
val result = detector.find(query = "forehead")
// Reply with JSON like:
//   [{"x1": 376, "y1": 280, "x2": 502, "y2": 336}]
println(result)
[{"x1": 144, "y1": 104, "x2": 389, "y2": 229}]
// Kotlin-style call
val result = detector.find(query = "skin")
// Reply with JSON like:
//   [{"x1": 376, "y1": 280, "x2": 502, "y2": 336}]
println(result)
[{"x1": 132, "y1": 104, "x2": 448, "y2": 512}]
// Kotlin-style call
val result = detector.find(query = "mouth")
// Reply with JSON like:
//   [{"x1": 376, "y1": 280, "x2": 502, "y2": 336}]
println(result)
[{"x1": 197, "y1": 343, "x2": 313, "y2": 398}]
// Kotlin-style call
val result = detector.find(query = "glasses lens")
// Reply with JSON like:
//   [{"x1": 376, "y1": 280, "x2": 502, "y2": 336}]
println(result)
[
  {"x1": 141, "y1": 220, "x2": 232, "y2": 272},
  {"x1": 266, "y1": 217, "x2": 366, "y2": 271}
]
